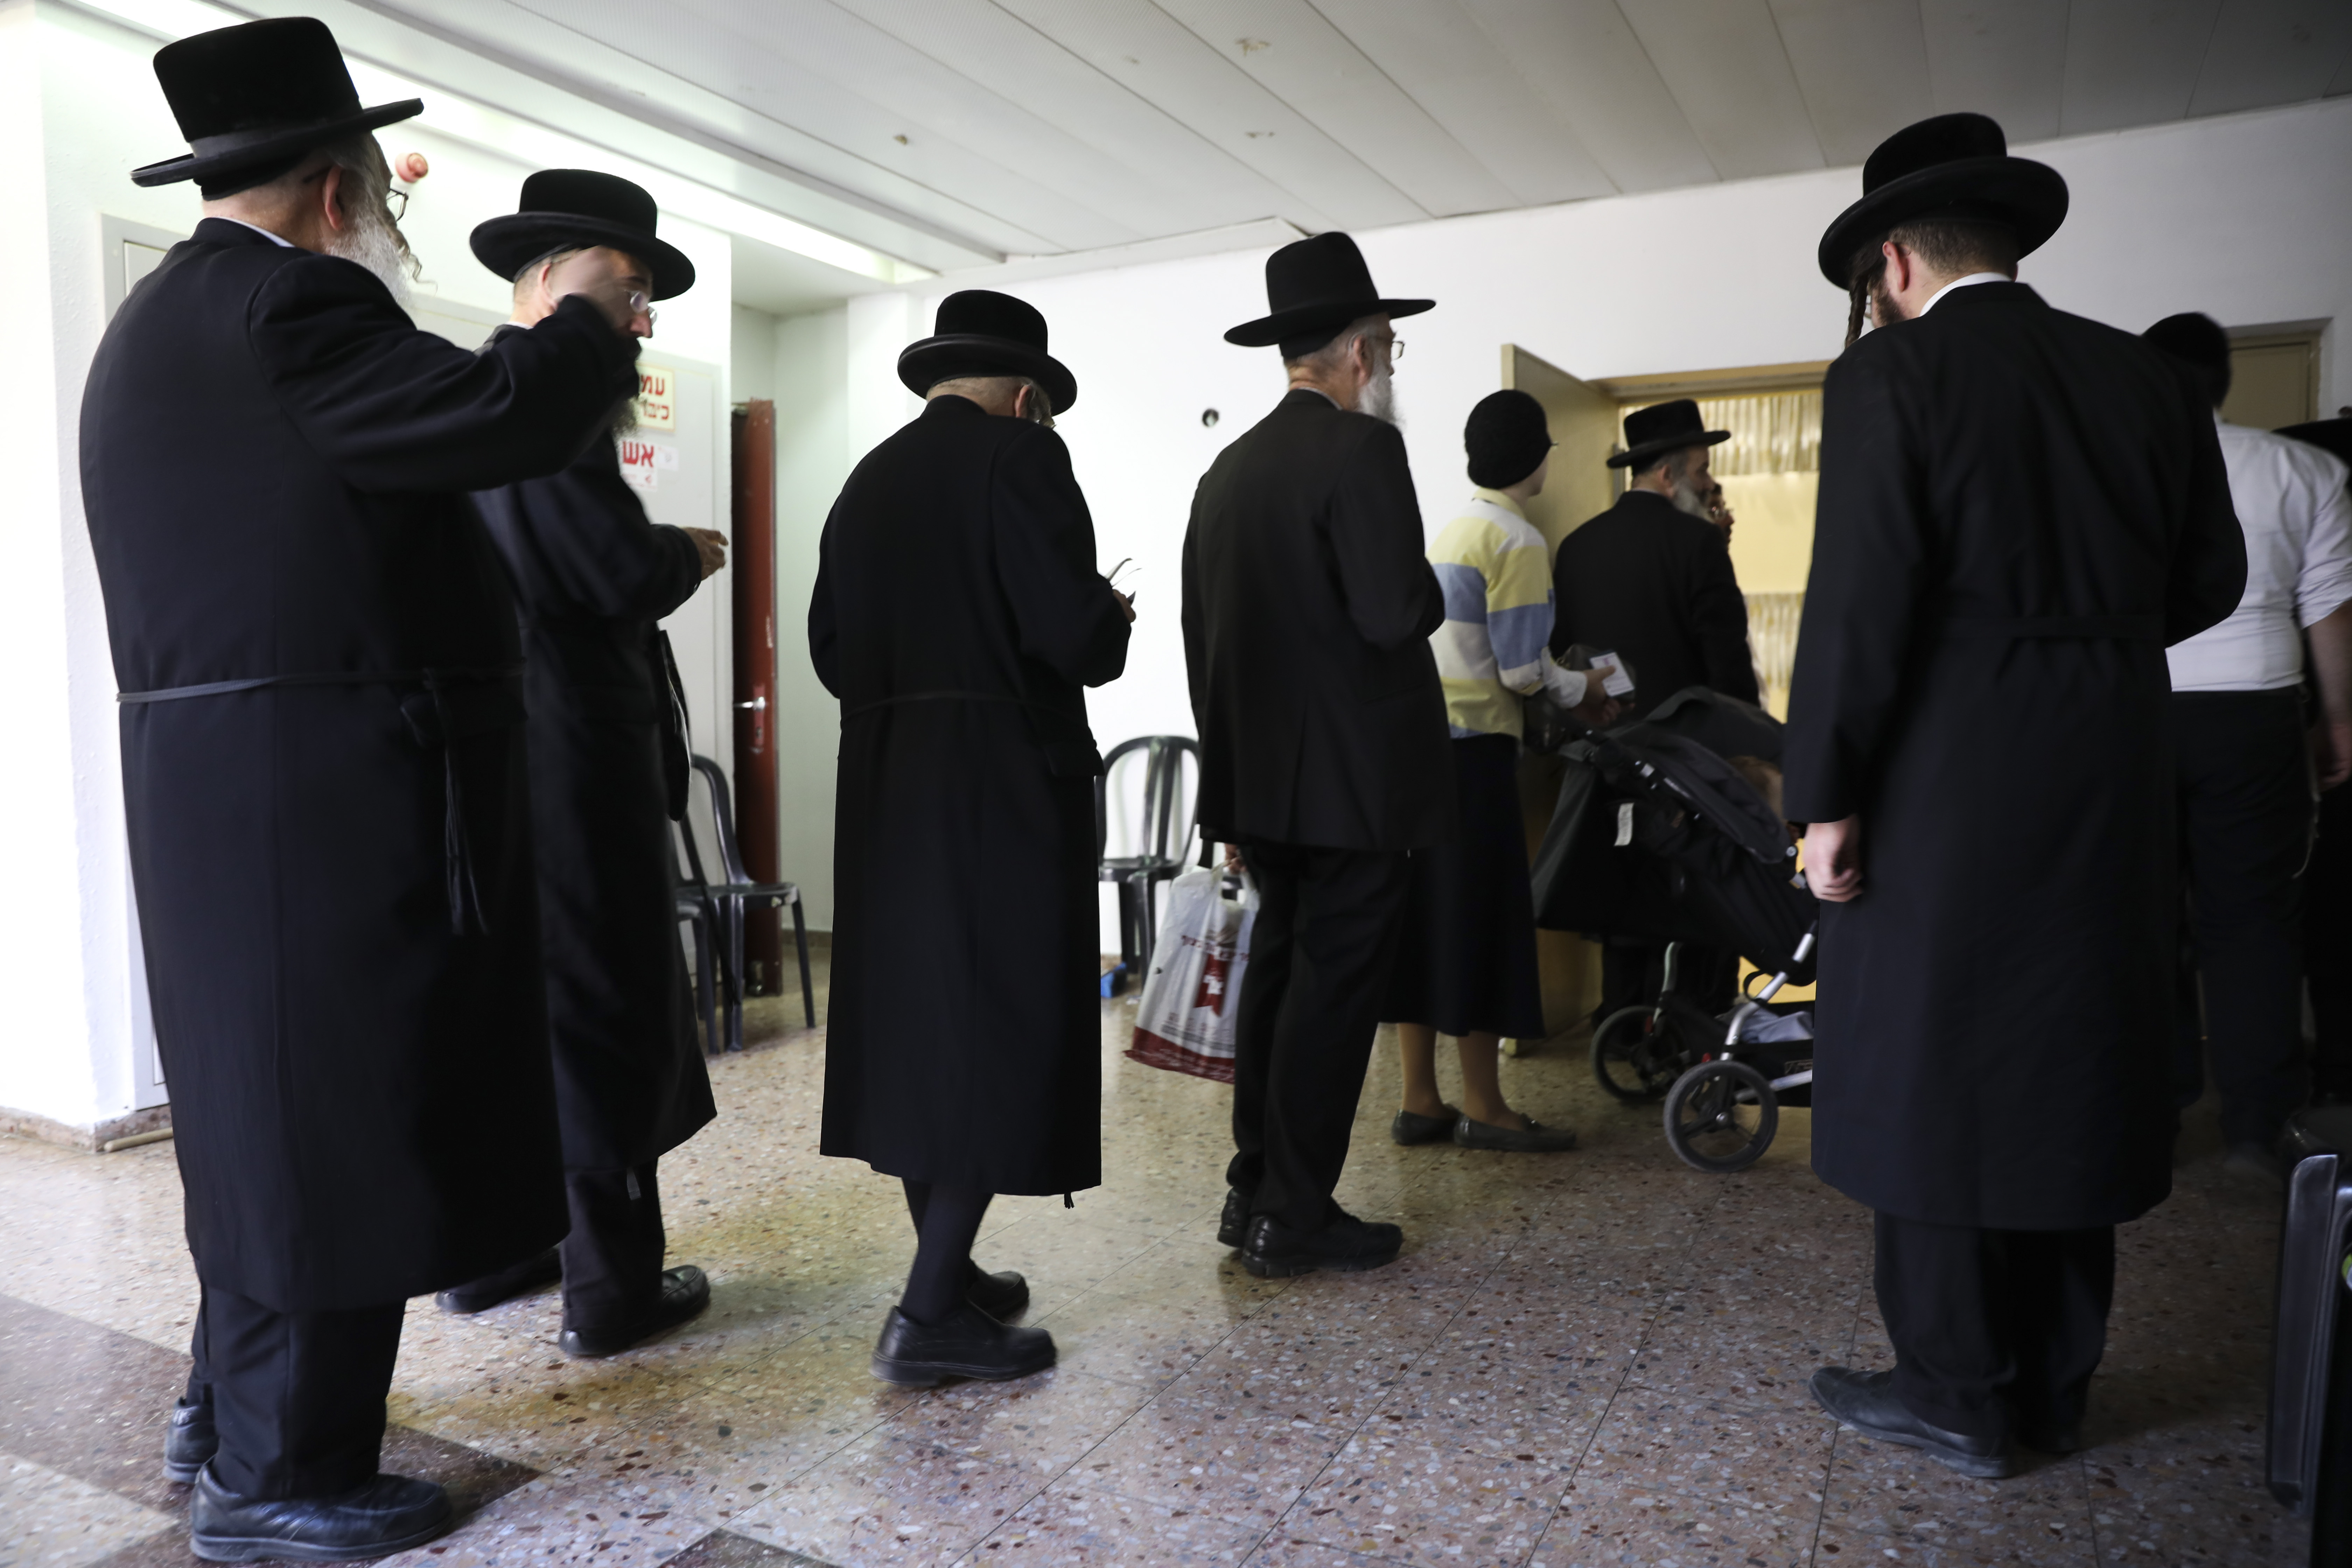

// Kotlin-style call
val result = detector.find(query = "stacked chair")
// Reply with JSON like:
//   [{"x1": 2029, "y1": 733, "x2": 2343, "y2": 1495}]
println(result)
[
  {"x1": 674, "y1": 753, "x2": 815, "y2": 1054},
  {"x1": 1094, "y1": 735, "x2": 1199, "y2": 993}
]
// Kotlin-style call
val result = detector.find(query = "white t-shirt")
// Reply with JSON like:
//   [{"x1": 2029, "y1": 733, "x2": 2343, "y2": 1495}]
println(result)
[{"x1": 2168, "y1": 418, "x2": 2352, "y2": 692}]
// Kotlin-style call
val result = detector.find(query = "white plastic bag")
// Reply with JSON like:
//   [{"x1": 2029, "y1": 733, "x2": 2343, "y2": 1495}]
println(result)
[{"x1": 1125, "y1": 865, "x2": 1255, "y2": 1084}]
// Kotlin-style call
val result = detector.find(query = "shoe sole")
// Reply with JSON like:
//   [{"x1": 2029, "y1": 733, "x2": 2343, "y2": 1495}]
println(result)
[
  {"x1": 1241, "y1": 1246, "x2": 1401, "y2": 1279},
  {"x1": 869, "y1": 1348, "x2": 1057, "y2": 1388},
  {"x1": 190, "y1": 1516, "x2": 453, "y2": 1563},
  {"x1": 561, "y1": 1300, "x2": 710, "y2": 1359},
  {"x1": 1839, "y1": 1421, "x2": 2013, "y2": 1479},
  {"x1": 164, "y1": 1458, "x2": 207, "y2": 1486}
]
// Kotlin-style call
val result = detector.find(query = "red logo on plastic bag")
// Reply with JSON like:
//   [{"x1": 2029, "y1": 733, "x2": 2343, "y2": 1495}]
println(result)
[{"x1": 1193, "y1": 951, "x2": 1232, "y2": 1015}]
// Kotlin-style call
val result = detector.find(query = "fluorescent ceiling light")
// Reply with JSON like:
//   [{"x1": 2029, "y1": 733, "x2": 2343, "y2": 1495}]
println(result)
[{"x1": 62, "y1": 0, "x2": 930, "y2": 285}]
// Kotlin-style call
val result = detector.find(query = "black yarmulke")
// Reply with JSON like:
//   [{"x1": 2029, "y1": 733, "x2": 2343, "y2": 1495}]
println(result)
[
  {"x1": 1465, "y1": 390, "x2": 1553, "y2": 489},
  {"x1": 2143, "y1": 312, "x2": 2232, "y2": 406}
]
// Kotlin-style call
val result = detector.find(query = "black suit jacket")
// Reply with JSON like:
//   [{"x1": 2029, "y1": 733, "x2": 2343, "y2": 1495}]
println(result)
[
  {"x1": 810, "y1": 394, "x2": 1130, "y2": 1195},
  {"x1": 1549, "y1": 487, "x2": 1757, "y2": 717},
  {"x1": 474, "y1": 367, "x2": 714, "y2": 1173},
  {"x1": 81, "y1": 218, "x2": 637, "y2": 1309},
  {"x1": 1784, "y1": 281, "x2": 2244, "y2": 1232},
  {"x1": 1181, "y1": 388, "x2": 1452, "y2": 851}
]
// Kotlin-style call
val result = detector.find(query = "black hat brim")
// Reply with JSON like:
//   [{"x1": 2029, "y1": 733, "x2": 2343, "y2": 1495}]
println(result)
[
  {"x1": 1816, "y1": 155, "x2": 2068, "y2": 286},
  {"x1": 130, "y1": 98, "x2": 423, "y2": 188},
  {"x1": 898, "y1": 336, "x2": 1077, "y2": 414},
  {"x1": 1607, "y1": 429, "x2": 1731, "y2": 470},
  {"x1": 471, "y1": 214, "x2": 698, "y2": 300},
  {"x1": 1224, "y1": 296, "x2": 1434, "y2": 349}
]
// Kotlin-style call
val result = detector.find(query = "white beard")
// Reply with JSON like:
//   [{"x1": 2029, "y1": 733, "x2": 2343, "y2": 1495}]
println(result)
[
  {"x1": 1667, "y1": 472, "x2": 1714, "y2": 521},
  {"x1": 1360, "y1": 360, "x2": 1401, "y2": 428},
  {"x1": 326, "y1": 204, "x2": 416, "y2": 305}
]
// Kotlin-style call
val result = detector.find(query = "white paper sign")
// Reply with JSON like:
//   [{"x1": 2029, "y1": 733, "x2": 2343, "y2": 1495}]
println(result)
[
  {"x1": 618, "y1": 435, "x2": 677, "y2": 491},
  {"x1": 633, "y1": 365, "x2": 677, "y2": 431}
]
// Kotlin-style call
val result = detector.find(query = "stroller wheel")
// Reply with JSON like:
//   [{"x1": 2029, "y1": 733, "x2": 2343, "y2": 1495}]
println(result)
[
  {"x1": 1591, "y1": 1006, "x2": 1687, "y2": 1103},
  {"x1": 1662, "y1": 1059, "x2": 1779, "y2": 1175}
]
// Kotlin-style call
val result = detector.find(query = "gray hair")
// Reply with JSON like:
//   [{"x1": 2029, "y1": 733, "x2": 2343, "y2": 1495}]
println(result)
[
  {"x1": 1634, "y1": 444, "x2": 1705, "y2": 485},
  {"x1": 926, "y1": 374, "x2": 1056, "y2": 427},
  {"x1": 513, "y1": 246, "x2": 590, "y2": 289},
  {"x1": 1282, "y1": 313, "x2": 1386, "y2": 373}
]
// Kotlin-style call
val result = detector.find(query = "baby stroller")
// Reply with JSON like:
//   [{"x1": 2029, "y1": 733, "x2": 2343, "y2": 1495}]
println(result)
[{"x1": 1528, "y1": 688, "x2": 1819, "y2": 1174}]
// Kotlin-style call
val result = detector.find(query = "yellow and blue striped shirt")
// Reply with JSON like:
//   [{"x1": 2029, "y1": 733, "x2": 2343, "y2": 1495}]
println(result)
[{"x1": 1428, "y1": 489, "x2": 1558, "y2": 741}]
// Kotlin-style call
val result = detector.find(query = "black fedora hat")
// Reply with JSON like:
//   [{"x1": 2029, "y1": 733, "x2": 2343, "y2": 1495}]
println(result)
[
  {"x1": 897, "y1": 290, "x2": 1077, "y2": 413},
  {"x1": 1608, "y1": 399, "x2": 1730, "y2": 470},
  {"x1": 132, "y1": 19, "x2": 421, "y2": 190},
  {"x1": 1816, "y1": 112, "x2": 2068, "y2": 287},
  {"x1": 471, "y1": 170, "x2": 697, "y2": 300},
  {"x1": 1225, "y1": 232, "x2": 1433, "y2": 355}
]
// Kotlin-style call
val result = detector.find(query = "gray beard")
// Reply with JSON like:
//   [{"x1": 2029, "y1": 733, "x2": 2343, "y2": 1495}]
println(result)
[
  {"x1": 608, "y1": 392, "x2": 640, "y2": 438},
  {"x1": 325, "y1": 204, "x2": 416, "y2": 304},
  {"x1": 1667, "y1": 472, "x2": 1714, "y2": 521},
  {"x1": 1360, "y1": 361, "x2": 1401, "y2": 428}
]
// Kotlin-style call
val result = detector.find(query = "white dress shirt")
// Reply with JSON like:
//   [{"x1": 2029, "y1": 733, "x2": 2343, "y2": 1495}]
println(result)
[
  {"x1": 1917, "y1": 271, "x2": 2010, "y2": 315},
  {"x1": 2168, "y1": 418, "x2": 2352, "y2": 692},
  {"x1": 215, "y1": 216, "x2": 295, "y2": 247}
]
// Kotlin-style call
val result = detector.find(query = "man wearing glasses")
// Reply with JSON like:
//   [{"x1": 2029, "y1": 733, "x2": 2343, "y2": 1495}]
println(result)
[
  {"x1": 1183, "y1": 232, "x2": 1452, "y2": 1279},
  {"x1": 447, "y1": 172, "x2": 729, "y2": 1357}
]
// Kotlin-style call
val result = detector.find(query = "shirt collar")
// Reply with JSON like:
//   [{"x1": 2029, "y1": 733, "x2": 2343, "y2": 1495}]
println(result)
[
  {"x1": 1919, "y1": 271, "x2": 2010, "y2": 316},
  {"x1": 1470, "y1": 486, "x2": 1527, "y2": 519},
  {"x1": 1287, "y1": 385, "x2": 1340, "y2": 410},
  {"x1": 212, "y1": 216, "x2": 297, "y2": 248}
]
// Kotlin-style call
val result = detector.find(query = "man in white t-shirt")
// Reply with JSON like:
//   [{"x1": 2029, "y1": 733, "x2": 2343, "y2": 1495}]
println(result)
[{"x1": 2144, "y1": 313, "x2": 2352, "y2": 1182}]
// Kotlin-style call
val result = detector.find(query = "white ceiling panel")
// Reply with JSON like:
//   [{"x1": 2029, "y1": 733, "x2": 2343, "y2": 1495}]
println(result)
[
  {"x1": 2189, "y1": 0, "x2": 2352, "y2": 117},
  {"x1": 1455, "y1": 0, "x2": 1719, "y2": 192},
  {"x1": 993, "y1": 0, "x2": 1424, "y2": 231},
  {"x1": 1618, "y1": 0, "x2": 1827, "y2": 180},
  {"x1": 1153, "y1": 0, "x2": 1521, "y2": 217},
  {"x1": 1918, "y1": 0, "x2": 2067, "y2": 140},
  {"x1": 1307, "y1": 0, "x2": 1616, "y2": 205},
  {"x1": 2061, "y1": 0, "x2": 2226, "y2": 135},
  {"x1": 1772, "y1": 0, "x2": 1935, "y2": 167}
]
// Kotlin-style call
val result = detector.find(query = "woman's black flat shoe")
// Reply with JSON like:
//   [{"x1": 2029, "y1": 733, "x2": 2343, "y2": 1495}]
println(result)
[{"x1": 1391, "y1": 1105, "x2": 1462, "y2": 1146}]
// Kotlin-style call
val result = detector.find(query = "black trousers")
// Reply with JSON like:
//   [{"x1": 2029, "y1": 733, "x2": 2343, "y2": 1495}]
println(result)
[
  {"x1": 560, "y1": 1162, "x2": 667, "y2": 1331},
  {"x1": 2170, "y1": 690, "x2": 2313, "y2": 1146},
  {"x1": 184, "y1": 1282, "x2": 405, "y2": 1500},
  {"x1": 2311, "y1": 780, "x2": 2352, "y2": 1099},
  {"x1": 1227, "y1": 842, "x2": 1412, "y2": 1233},
  {"x1": 1873, "y1": 1212, "x2": 2115, "y2": 1442}
]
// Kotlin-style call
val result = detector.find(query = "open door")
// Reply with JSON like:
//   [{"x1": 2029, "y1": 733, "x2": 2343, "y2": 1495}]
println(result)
[
  {"x1": 1499, "y1": 344, "x2": 1619, "y2": 1042},
  {"x1": 730, "y1": 401, "x2": 781, "y2": 990}
]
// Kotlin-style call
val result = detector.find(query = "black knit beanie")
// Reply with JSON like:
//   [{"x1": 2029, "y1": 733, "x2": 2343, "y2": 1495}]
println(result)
[{"x1": 1465, "y1": 389, "x2": 1554, "y2": 489}]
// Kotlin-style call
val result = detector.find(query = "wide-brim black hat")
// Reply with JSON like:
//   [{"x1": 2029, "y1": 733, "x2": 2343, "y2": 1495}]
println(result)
[
  {"x1": 1608, "y1": 398, "x2": 1730, "y2": 470},
  {"x1": 898, "y1": 289, "x2": 1077, "y2": 413},
  {"x1": 1816, "y1": 112, "x2": 2068, "y2": 287},
  {"x1": 1225, "y1": 232, "x2": 1433, "y2": 352},
  {"x1": 472, "y1": 169, "x2": 697, "y2": 300},
  {"x1": 132, "y1": 18, "x2": 421, "y2": 189}
]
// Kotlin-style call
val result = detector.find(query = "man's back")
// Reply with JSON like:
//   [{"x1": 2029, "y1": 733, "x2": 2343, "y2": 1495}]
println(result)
[
  {"x1": 2168, "y1": 419, "x2": 2352, "y2": 693},
  {"x1": 1550, "y1": 488, "x2": 1756, "y2": 716},
  {"x1": 1181, "y1": 389, "x2": 1449, "y2": 850}
]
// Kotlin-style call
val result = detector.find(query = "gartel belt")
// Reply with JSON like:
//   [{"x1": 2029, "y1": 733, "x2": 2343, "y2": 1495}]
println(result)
[{"x1": 117, "y1": 665, "x2": 523, "y2": 934}]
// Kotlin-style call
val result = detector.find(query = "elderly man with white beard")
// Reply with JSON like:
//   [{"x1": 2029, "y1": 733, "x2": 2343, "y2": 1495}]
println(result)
[
  {"x1": 1182, "y1": 232, "x2": 1453, "y2": 1279},
  {"x1": 79, "y1": 19, "x2": 639, "y2": 1560}
]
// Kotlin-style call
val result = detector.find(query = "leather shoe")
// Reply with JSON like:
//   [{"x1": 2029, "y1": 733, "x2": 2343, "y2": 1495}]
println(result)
[
  {"x1": 2016, "y1": 1422, "x2": 2083, "y2": 1455},
  {"x1": 1809, "y1": 1366, "x2": 2012, "y2": 1478},
  {"x1": 434, "y1": 1247, "x2": 561, "y2": 1315},
  {"x1": 966, "y1": 1264, "x2": 1030, "y2": 1321},
  {"x1": 1390, "y1": 1105, "x2": 1461, "y2": 1146},
  {"x1": 1217, "y1": 1186, "x2": 1252, "y2": 1248},
  {"x1": 1240, "y1": 1210, "x2": 1402, "y2": 1278},
  {"x1": 558, "y1": 1265, "x2": 710, "y2": 1358},
  {"x1": 870, "y1": 1302, "x2": 1056, "y2": 1387},
  {"x1": 165, "y1": 1396, "x2": 217, "y2": 1484},
  {"x1": 189, "y1": 1466, "x2": 452, "y2": 1561},
  {"x1": 1453, "y1": 1115, "x2": 1578, "y2": 1153}
]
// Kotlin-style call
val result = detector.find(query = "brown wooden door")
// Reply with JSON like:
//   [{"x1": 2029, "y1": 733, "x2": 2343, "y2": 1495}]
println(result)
[{"x1": 730, "y1": 401, "x2": 781, "y2": 990}]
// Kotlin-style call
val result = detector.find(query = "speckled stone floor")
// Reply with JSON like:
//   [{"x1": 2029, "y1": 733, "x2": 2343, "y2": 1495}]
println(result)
[{"x1": 0, "y1": 958, "x2": 2309, "y2": 1567}]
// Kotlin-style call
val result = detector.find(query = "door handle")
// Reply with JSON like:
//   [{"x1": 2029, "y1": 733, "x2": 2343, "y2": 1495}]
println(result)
[{"x1": 735, "y1": 696, "x2": 768, "y2": 711}]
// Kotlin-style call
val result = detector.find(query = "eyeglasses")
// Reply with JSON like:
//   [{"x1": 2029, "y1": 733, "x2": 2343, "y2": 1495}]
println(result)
[
  {"x1": 626, "y1": 290, "x2": 659, "y2": 327},
  {"x1": 1376, "y1": 335, "x2": 1406, "y2": 363},
  {"x1": 385, "y1": 187, "x2": 408, "y2": 222}
]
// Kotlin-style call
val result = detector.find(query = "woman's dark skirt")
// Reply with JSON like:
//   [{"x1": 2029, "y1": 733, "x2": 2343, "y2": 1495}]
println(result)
[{"x1": 1382, "y1": 732, "x2": 1546, "y2": 1039}]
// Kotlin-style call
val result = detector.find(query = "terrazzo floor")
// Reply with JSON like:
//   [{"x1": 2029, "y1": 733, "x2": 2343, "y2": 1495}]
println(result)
[{"x1": 0, "y1": 958, "x2": 2308, "y2": 1568}]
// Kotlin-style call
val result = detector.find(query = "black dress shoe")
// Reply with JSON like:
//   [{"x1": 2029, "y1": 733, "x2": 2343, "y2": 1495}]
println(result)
[
  {"x1": 165, "y1": 1397, "x2": 217, "y2": 1484},
  {"x1": 1217, "y1": 1186, "x2": 1253, "y2": 1248},
  {"x1": 2016, "y1": 1423, "x2": 2083, "y2": 1455},
  {"x1": 1809, "y1": 1367, "x2": 2012, "y2": 1479},
  {"x1": 870, "y1": 1302, "x2": 1056, "y2": 1387},
  {"x1": 1390, "y1": 1105, "x2": 1461, "y2": 1146},
  {"x1": 966, "y1": 1264, "x2": 1030, "y2": 1321},
  {"x1": 1240, "y1": 1210, "x2": 1403, "y2": 1278},
  {"x1": 435, "y1": 1247, "x2": 561, "y2": 1315},
  {"x1": 189, "y1": 1466, "x2": 452, "y2": 1561},
  {"x1": 558, "y1": 1265, "x2": 710, "y2": 1358},
  {"x1": 1453, "y1": 1115, "x2": 1578, "y2": 1153}
]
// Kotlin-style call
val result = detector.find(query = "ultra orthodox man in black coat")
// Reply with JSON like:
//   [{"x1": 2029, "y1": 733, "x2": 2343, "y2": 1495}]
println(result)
[
  {"x1": 1185, "y1": 232, "x2": 1452, "y2": 1278},
  {"x1": 1786, "y1": 113, "x2": 2246, "y2": 1477},
  {"x1": 455, "y1": 170, "x2": 719, "y2": 1357},
  {"x1": 812, "y1": 290, "x2": 1129, "y2": 1386},
  {"x1": 78, "y1": 18, "x2": 638, "y2": 1553}
]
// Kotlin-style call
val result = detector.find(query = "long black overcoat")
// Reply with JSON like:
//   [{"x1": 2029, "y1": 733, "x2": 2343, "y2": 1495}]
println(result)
[
  {"x1": 809, "y1": 395, "x2": 1130, "y2": 1195},
  {"x1": 1180, "y1": 390, "x2": 1452, "y2": 851},
  {"x1": 1549, "y1": 488, "x2": 1758, "y2": 717},
  {"x1": 474, "y1": 354, "x2": 715, "y2": 1174},
  {"x1": 80, "y1": 219, "x2": 637, "y2": 1311},
  {"x1": 1784, "y1": 282, "x2": 2246, "y2": 1232}
]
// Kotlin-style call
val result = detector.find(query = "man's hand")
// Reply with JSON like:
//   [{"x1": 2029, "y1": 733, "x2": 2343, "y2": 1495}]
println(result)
[
  {"x1": 1115, "y1": 590, "x2": 1136, "y2": 625},
  {"x1": 1803, "y1": 814, "x2": 1865, "y2": 903},
  {"x1": 2316, "y1": 719, "x2": 2352, "y2": 791},
  {"x1": 1222, "y1": 843, "x2": 1246, "y2": 874},
  {"x1": 682, "y1": 527, "x2": 728, "y2": 580}
]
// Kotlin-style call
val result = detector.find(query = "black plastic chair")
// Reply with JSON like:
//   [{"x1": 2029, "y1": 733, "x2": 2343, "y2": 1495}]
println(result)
[
  {"x1": 676, "y1": 754, "x2": 816, "y2": 1052},
  {"x1": 673, "y1": 889, "x2": 720, "y2": 1056},
  {"x1": 1095, "y1": 735, "x2": 1200, "y2": 981},
  {"x1": 2268, "y1": 1105, "x2": 2352, "y2": 1559}
]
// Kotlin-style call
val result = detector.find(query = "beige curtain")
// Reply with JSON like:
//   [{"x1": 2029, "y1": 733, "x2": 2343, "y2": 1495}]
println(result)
[{"x1": 1695, "y1": 391, "x2": 1820, "y2": 477}]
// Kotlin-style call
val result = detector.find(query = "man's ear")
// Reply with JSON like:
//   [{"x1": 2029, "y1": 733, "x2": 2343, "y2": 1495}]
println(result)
[
  {"x1": 1880, "y1": 238, "x2": 1910, "y2": 296},
  {"x1": 319, "y1": 162, "x2": 349, "y2": 236},
  {"x1": 1013, "y1": 384, "x2": 1034, "y2": 421}
]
